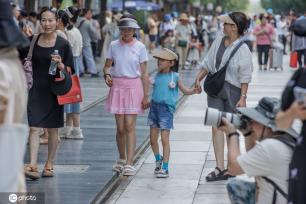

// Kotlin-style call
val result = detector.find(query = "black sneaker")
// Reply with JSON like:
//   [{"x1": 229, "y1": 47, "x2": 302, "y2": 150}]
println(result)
[
  {"x1": 156, "y1": 169, "x2": 169, "y2": 178},
  {"x1": 91, "y1": 73, "x2": 100, "y2": 78},
  {"x1": 154, "y1": 156, "x2": 163, "y2": 174}
]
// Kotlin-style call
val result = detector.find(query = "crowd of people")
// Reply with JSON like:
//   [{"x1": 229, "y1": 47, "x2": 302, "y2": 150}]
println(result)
[{"x1": 1, "y1": 0, "x2": 306, "y2": 203}]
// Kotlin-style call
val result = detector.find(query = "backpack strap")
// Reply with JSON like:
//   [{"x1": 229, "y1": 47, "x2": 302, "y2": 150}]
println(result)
[
  {"x1": 260, "y1": 133, "x2": 295, "y2": 204},
  {"x1": 273, "y1": 134, "x2": 296, "y2": 150},
  {"x1": 261, "y1": 176, "x2": 288, "y2": 204}
]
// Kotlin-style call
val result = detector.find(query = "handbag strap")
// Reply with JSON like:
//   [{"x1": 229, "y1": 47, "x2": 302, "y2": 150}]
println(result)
[
  {"x1": 218, "y1": 40, "x2": 245, "y2": 72},
  {"x1": 27, "y1": 34, "x2": 39, "y2": 60}
]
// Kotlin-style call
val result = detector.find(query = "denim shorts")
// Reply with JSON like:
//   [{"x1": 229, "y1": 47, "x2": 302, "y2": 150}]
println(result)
[{"x1": 148, "y1": 101, "x2": 173, "y2": 130}]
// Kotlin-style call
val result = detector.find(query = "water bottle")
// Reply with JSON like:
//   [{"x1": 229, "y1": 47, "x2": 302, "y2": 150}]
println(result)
[{"x1": 49, "y1": 50, "x2": 59, "y2": 75}]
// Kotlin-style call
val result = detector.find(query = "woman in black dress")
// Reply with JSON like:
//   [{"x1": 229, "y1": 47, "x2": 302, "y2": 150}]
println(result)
[
  {"x1": 25, "y1": 7, "x2": 74, "y2": 180},
  {"x1": 276, "y1": 68, "x2": 306, "y2": 204}
]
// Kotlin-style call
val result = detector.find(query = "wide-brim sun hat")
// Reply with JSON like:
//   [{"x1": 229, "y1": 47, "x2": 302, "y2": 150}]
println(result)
[
  {"x1": 179, "y1": 13, "x2": 189, "y2": 21},
  {"x1": 0, "y1": 0, "x2": 29, "y2": 48},
  {"x1": 218, "y1": 14, "x2": 236, "y2": 25},
  {"x1": 237, "y1": 97, "x2": 299, "y2": 138},
  {"x1": 118, "y1": 18, "x2": 140, "y2": 29},
  {"x1": 152, "y1": 48, "x2": 178, "y2": 61}
]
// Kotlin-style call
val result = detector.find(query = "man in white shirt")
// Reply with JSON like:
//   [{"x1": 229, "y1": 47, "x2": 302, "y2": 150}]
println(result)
[{"x1": 218, "y1": 97, "x2": 297, "y2": 204}]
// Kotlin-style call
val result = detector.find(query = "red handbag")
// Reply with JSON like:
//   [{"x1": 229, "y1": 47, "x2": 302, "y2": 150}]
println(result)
[
  {"x1": 57, "y1": 75, "x2": 82, "y2": 105},
  {"x1": 290, "y1": 52, "x2": 298, "y2": 68}
]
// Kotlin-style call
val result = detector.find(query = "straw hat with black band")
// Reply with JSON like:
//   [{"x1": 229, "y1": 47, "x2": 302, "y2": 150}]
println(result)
[{"x1": 0, "y1": 0, "x2": 29, "y2": 48}]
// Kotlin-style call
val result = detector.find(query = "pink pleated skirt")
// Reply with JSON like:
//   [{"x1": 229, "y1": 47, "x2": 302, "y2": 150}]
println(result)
[{"x1": 105, "y1": 77, "x2": 144, "y2": 114}]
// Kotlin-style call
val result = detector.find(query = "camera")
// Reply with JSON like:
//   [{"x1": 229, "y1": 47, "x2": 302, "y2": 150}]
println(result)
[{"x1": 204, "y1": 107, "x2": 250, "y2": 129}]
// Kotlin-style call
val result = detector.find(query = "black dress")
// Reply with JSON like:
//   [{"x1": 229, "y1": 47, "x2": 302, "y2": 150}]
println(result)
[
  {"x1": 27, "y1": 35, "x2": 74, "y2": 128},
  {"x1": 281, "y1": 68, "x2": 306, "y2": 204}
]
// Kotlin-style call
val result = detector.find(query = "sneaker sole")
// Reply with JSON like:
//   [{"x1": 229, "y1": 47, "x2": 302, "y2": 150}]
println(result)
[
  {"x1": 156, "y1": 174, "x2": 169, "y2": 178},
  {"x1": 66, "y1": 137, "x2": 84, "y2": 140}
]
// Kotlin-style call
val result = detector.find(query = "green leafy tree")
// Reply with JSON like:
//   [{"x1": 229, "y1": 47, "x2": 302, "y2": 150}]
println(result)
[
  {"x1": 261, "y1": 0, "x2": 306, "y2": 14},
  {"x1": 189, "y1": 0, "x2": 249, "y2": 12}
]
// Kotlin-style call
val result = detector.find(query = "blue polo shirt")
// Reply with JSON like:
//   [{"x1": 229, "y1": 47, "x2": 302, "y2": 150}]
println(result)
[{"x1": 151, "y1": 71, "x2": 179, "y2": 113}]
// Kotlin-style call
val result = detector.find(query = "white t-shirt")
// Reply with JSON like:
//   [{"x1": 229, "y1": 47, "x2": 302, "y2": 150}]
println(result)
[
  {"x1": 66, "y1": 27, "x2": 83, "y2": 57},
  {"x1": 106, "y1": 39, "x2": 148, "y2": 78},
  {"x1": 237, "y1": 138, "x2": 293, "y2": 204}
]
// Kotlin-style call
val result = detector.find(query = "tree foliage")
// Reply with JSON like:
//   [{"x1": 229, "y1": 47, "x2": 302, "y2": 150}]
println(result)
[
  {"x1": 188, "y1": 0, "x2": 249, "y2": 12},
  {"x1": 261, "y1": 0, "x2": 306, "y2": 14}
]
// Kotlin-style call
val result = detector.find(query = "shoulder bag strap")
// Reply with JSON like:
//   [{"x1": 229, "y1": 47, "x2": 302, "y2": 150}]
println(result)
[
  {"x1": 77, "y1": 20, "x2": 86, "y2": 29},
  {"x1": 261, "y1": 176, "x2": 288, "y2": 202},
  {"x1": 219, "y1": 40, "x2": 245, "y2": 72},
  {"x1": 27, "y1": 34, "x2": 39, "y2": 60}
]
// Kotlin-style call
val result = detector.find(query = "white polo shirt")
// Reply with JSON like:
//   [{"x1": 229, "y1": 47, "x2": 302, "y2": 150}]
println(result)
[{"x1": 106, "y1": 39, "x2": 148, "y2": 78}]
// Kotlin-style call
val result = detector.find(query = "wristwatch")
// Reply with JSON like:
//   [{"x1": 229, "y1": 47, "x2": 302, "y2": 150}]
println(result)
[
  {"x1": 228, "y1": 132, "x2": 239, "y2": 138},
  {"x1": 241, "y1": 94, "x2": 247, "y2": 99}
]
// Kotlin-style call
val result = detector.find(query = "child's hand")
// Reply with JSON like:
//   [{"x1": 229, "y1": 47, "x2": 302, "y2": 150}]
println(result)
[
  {"x1": 141, "y1": 97, "x2": 150, "y2": 109},
  {"x1": 104, "y1": 75, "x2": 113, "y2": 87},
  {"x1": 193, "y1": 86, "x2": 202, "y2": 94}
]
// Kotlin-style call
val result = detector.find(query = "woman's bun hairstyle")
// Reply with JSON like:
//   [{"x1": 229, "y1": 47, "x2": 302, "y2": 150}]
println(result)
[
  {"x1": 57, "y1": 10, "x2": 72, "y2": 30},
  {"x1": 229, "y1": 12, "x2": 250, "y2": 36},
  {"x1": 67, "y1": 6, "x2": 80, "y2": 23}
]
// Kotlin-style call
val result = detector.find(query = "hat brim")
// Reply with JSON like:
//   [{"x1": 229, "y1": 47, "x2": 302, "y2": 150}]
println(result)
[
  {"x1": 218, "y1": 15, "x2": 236, "y2": 25},
  {"x1": 237, "y1": 107, "x2": 299, "y2": 138},
  {"x1": 238, "y1": 107, "x2": 271, "y2": 127},
  {"x1": 152, "y1": 49, "x2": 178, "y2": 61},
  {"x1": 118, "y1": 21, "x2": 140, "y2": 29},
  {"x1": 0, "y1": 20, "x2": 29, "y2": 48}
]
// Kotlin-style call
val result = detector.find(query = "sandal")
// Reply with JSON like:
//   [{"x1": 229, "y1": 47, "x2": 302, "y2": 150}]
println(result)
[
  {"x1": 206, "y1": 167, "x2": 231, "y2": 182},
  {"x1": 123, "y1": 165, "x2": 136, "y2": 176},
  {"x1": 24, "y1": 165, "x2": 40, "y2": 180},
  {"x1": 42, "y1": 167, "x2": 54, "y2": 177},
  {"x1": 112, "y1": 159, "x2": 126, "y2": 173}
]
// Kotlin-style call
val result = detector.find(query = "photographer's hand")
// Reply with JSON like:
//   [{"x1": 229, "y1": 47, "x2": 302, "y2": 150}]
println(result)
[{"x1": 219, "y1": 117, "x2": 237, "y2": 135}]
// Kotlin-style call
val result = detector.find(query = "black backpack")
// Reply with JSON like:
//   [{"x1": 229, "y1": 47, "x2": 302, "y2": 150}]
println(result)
[
  {"x1": 291, "y1": 18, "x2": 306, "y2": 37},
  {"x1": 261, "y1": 134, "x2": 296, "y2": 204}
]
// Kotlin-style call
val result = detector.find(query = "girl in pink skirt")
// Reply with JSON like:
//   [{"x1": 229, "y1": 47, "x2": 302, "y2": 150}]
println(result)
[{"x1": 103, "y1": 16, "x2": 150, "y2": 176}]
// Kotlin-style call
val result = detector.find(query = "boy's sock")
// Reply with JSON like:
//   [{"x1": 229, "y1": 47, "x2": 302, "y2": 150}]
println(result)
[
  {"x1": 162, "y1": 162, "x2": 168, "y2": 170},
  {"x1": 154, "y1": 153, "x2": 161, "y2": 161}
]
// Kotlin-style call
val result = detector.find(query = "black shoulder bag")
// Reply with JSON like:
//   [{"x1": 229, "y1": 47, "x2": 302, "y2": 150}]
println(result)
[{"x1": 204, "y1": 41, "x2": 244, "y2": 97}]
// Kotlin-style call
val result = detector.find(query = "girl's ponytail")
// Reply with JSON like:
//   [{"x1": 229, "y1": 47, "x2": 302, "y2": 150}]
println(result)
[{"x1": 172, "y1": 52, "x2": 179, "y2": 72}]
